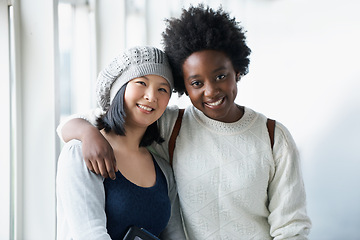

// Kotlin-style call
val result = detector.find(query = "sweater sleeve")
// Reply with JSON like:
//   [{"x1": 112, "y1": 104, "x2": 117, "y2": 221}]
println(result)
[
  {"x1": 56, "y1": 140, "x2": 111, "y2": 240},
  {"x1": 267, "y1": 122, "x2": 312, "y2": 239},
  {"x1": 56, "y1": 108, "x2": 104, "y2": 142}
]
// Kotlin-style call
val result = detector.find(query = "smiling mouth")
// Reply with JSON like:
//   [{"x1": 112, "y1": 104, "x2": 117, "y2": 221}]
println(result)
[
  {"x1": 205, "y1": 97, "x2": 224, "y2": 107},
  {"x1": 137, "y1": 104, "x2": 154, "y2": 112}
]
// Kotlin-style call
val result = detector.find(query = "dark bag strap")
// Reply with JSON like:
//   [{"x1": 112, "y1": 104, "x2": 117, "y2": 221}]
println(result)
[
  {"x1": 266, "y1": 118, "x2": 276, "y2": 150},
  {"x1": 168, "y1": 109, "x2": 185, "y2": 166}
]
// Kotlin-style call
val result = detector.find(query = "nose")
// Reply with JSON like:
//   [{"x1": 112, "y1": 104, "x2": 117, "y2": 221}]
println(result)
[
  {"x1": 204, "y1": 82, "x2": 218, "y2": 97},
  {"x1": 144, "y1": 88, "x2": 157, "y2": 102}
]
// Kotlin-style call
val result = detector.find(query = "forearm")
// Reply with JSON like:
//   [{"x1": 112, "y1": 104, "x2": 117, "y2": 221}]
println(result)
[
  {"x1": 56, "y1": 108, "x2": 104, "y2": 142},
  {"x1": 61, "y1": 118, "x2": 98, "y2": 143},
  {"x1": 56, "y1": 108, "x2": 116, "y2": 179}
]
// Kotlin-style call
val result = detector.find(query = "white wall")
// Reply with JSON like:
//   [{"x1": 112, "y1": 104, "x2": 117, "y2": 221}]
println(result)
[
  {"x1": 0, "y1": 1, "x2": 12, "y2": 239},
  {"x1": 236, "y1": 1, "x2": 360, "y2": 238}
]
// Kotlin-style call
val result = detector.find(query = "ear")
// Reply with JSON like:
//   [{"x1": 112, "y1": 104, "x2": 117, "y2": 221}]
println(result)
[{"x1": 236, "y1": 72, "x2": 241, "y2": 82}]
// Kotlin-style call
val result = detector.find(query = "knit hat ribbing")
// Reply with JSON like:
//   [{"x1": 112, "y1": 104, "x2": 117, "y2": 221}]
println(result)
[{"x1": 96, "y1": 46, "x2": 174, "y2": 111}]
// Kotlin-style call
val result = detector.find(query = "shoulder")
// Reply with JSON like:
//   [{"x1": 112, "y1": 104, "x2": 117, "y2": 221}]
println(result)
[
  {"x1": 62, "y1": 139, "x2": 83, "y2": 150},
  {"x1": 243, "y1": 106, "x2": 265, "y2": 125},
  {"x1": 273, "y1": 121, "x2": 298, "y2": 156},
  {"x1": 58, "y1": 140, "x2": 84, "y2": 166},
  {"x1": 159, "y1": 105, "x2": 192, "y2": 130},
  {"x1": 57, "y1": 140, "x2": 104, "y2": 182},
  {"x1": 158, "y1": 105, "x2": 182, "y2": 140},
  {"x1": 246, "y1": 107, "x2": 295, "y2": 144},
  {"x1": 160, "y1": 105, "x2": 180, "y2": 124},
  {"x1": 245, "y1": 106, "x2": 298, "y2": 151},
  {"x1": 58, "y1": 140, "x2": 83, "y2": 162},
  {"x1": 255, "y1": 112, "x2": 299, "y2": 163}
]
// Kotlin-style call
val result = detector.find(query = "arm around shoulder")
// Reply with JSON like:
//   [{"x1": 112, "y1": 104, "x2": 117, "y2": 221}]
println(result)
[
  {"x1": 57, "y1": 108, "x2": 117, "y2": 179},
  {"x1": 56, "y1": 108, "x2": 104, "y2": 142}
]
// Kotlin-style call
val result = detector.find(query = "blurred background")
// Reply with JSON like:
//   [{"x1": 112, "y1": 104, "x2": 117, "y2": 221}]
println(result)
[{"x1": 1, "y1": 0, "x2": 359, "y2": 239}]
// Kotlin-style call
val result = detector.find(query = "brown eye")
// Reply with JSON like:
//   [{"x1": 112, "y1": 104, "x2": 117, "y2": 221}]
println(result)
[
  {"x1": 190, "y1": 80, "x2": 202, "y2": 88},
  {"x1": 136, "y1": 81, "x2": 146, "y2": 86},
  {"x1": 216, "y1": 74, "x2": 226, "y2": 81},
  {"x1": 159, "y1": 88, "x2": 168, "y2": 93}
]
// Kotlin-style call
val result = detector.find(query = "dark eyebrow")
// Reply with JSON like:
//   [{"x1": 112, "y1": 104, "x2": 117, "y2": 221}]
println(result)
[
  {"x1": 186, "y1": 74, "x2": 201, "y2": 81},
  {"x1": 212, "y1": 66, "x2": 227, "y2": 73}
]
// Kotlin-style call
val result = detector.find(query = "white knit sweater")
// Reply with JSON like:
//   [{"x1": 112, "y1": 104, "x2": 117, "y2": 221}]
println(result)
[
  {"x1": 57, "y1": 105, "x2": 311, "y2": 239},
  {"x1": 153, "y1": 105, "x2": 311, "y2": 240}
]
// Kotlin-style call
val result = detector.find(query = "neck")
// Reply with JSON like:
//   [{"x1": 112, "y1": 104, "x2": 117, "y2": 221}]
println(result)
[{"x1": 101, "y1": 125, "x2": 146, "y2": 152}]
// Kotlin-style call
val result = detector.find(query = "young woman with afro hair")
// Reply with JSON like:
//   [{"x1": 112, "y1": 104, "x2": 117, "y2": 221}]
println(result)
[{"x1": 57, "y1": 5, "x2": 311, "y2": 240}]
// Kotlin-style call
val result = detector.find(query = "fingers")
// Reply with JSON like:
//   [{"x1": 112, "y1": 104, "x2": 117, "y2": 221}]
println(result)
[
  {"x1": 86, "y1": 158, "x2": 117, "y2": 180},
  {"x1": 85, "y1": 158, "x2": 111, "y2": 180},
  {"x1": 80, "y1": 134, "x2": 117, "y2": 180},
  {"x1": 83, "y1": 153, "x2": 117, "y2": 180},
  {"x1": 85, "y1": 159, "x2": 96, "y2": 173},
  {"x1": 113, "y1": 159, "x2": 118, "y2": 173},
  {"x1": 105, "y1": 157, "x2": 117, "y2": 180},
  {"x1": 85, "y1": 159, "x2": 101, "y2": 175},
  {"x1": 96, "y1": 159, "x2": 111, "y2": 179},
  {"x1": 103, "y1": 148, "x2": 117, "y2": 180}
]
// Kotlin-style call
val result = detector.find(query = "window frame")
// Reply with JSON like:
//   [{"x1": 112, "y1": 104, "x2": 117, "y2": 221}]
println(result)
[{"x1": 0, "y1": 1, "x2": 12, "y2": 237}]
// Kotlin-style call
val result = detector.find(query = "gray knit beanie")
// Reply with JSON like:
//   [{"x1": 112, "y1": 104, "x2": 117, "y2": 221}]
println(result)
[{"x1": 96, "y1": 46, "x2": 174, "y2": 111}]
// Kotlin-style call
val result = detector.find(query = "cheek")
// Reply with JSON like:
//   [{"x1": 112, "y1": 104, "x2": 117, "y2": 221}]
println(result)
[
  {"x1": 232, "y1": 84, "x2": 238, "y2": 97},
  {"x1": 159, "y1": 95, "x2": 170, "y2": 108},
  {"x1": 226, "y1": 80, "x2": 238, "y2": 98},
  {"x1": 124, "y1": 88, "x2": 135, "y2": 101},
  {"x1": 184, "y1": 85, "x2": 198, "y2": 99},
  {"x1": 184, "y1": 90, "x2": 198, "y2": 105},
  {"x1": 124, "y1": 87, "x2": 143, "y2": 103}
]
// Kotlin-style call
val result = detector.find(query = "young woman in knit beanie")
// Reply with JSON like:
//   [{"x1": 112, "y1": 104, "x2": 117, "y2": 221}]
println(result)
[
  {"x1": 57, "y1": 5, "x2": 311, "y2": 240},
  {"x1": 56, "y1": 46, "x2": 185, "y2": 240}
]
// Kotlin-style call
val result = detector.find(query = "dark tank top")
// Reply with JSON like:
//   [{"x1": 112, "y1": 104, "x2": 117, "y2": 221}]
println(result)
[{"x1": 104, "y1": 157, "x2": 171, "y2": 239}]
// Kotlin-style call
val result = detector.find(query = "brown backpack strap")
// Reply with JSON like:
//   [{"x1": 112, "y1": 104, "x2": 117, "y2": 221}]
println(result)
[
  {"x1": 168, "y1": 109, "x2": 185, "y2": 166},
  {"x1": 266, "y1": 118, "x2": 276, "y2": 150}
]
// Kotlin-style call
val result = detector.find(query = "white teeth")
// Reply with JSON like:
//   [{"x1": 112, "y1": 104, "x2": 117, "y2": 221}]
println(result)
[
  {"x1": 138, "y1": 104, "x2": 152, "y2": 111},
  {"x1": 207, "y1": 98, "x2": 223, "y2": 106}
]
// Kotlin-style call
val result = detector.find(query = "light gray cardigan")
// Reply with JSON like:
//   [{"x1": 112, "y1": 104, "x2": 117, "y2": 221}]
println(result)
[{"x1": 56, "y1": 140, "x2": 185, "y2": 240}]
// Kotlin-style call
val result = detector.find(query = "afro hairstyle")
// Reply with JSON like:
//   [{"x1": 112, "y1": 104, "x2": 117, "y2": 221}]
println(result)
[{"x1": 162, "y1": 4, "x2": 251, "y2": 95}]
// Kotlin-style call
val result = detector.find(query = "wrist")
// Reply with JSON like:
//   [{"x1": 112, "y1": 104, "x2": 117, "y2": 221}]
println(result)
[{"x1": 81, "y1": 124, "x2": 101, "y2": 141}]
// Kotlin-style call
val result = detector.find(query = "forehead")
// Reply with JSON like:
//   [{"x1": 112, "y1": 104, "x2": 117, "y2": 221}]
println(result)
[{"x1": 182, "y1": 50, "x2": 233, "y2": 74}]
